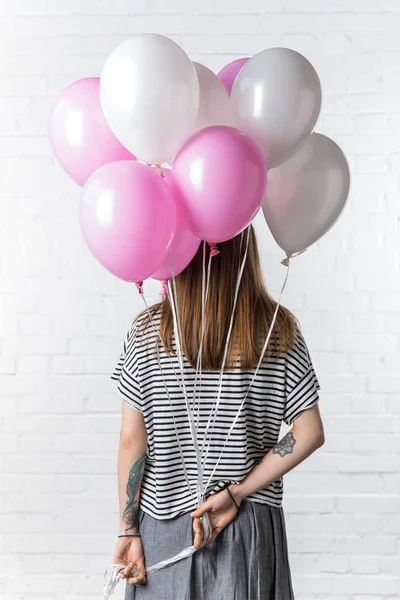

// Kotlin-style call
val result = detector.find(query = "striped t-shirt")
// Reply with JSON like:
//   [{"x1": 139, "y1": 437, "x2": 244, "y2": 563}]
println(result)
[{"x1": 112, "y1": 312, "x2": 320, "y2": 520}]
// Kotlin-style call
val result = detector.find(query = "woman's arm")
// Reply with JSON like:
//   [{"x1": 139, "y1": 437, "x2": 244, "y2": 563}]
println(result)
[
  {"x1": 118, "y1": 401, "x2": 147, "y2": 534},
  {"x1": 191, "y1": 404, "x2": 324, "y2": 547},
  {"x1": 230, "y1": 403, "x2": 324, "y2": 505},
  {"x1": 114, "y1": 402, "x2": 147, "y2": 585}
]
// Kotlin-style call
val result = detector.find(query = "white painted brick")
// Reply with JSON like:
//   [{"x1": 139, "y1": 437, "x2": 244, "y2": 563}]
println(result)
[
  {"x1": 0, "y1": 357, "x2": 16, "y2": 374},
  {"x1": 331, "y1": 575, "x2": 397, "y2": 595},
  {"x1": 357, "y1": 155, "x2": 389, "y2": 174},
  {"x1": 285, "y1": 495, "x2": 335, "y2": 514},
  {"x1": 51, "y1": 355, "x2": 85, "y2": 374},
  {"x1": 349, "y1": 555, "x2": 381, "y2": 575},
  {"x1": 287, "y1": 514, "x2": 353, "y2": 536},
  {"x1": 353, "y1": 314, "x2": 385, "y2": 333},
  {"x1": 379, "y1": 556, "x2": 400, "y2": 576},
  {"x1": 336, "y1": 453, "x2": 399, "y2": 473},
  {"x1": 353, "y1": 432, "x2": 400, "y2": 454},
  {"x1": 332, "y1": 535, "x2": 397, "y2": 556},
  {"x1": 319, "y1": 374, "x2": 364, "y2": 394},
  {"x1": 19, "y1": 433, "x2": 52, "y2": 453},
  {"x1": 17, "y1": 355, "x2": 49, "y2": 374},
  {"x1": 357, "y1": 113, "x2": 390, "y2": 133},
  {"x1": 367, "y1": 376, "x2": 400, "y2": 394},
  {"x1": 19, "y1": 314, "x2": 51, "y2": 335},
  {"x1": 319, "y1": 395, "x2": 352, "y2": 414},
  {"x1": 372, "y1": 292, "x2": 400, "y2": 312},
  {"x1": 68, "y1": 336, "x2": 116, "y2": 355},
  {"x1": 351, "y1": 395, "x2": 385, "y2": 414},
  {"x1": 287, "y1": 473, "x2": 382, "y2": 494},
  {"x1": 292, "y1": 574, "x2": 332, "y2": 595},
  {"x1": 18, "y1": 335, "x2": 67, "y2": 355},
  {"x1": 336, "y1": 495, "x2": 400, "y2": 514},
  {"x1": 316, "y1": 554, "x2": 350, "y2": 574},
  {"x1": 350, "y1": 354, "x2": 383, "y2": 374},
  {"x1": 333, "y1": 334, "x2": 396, "y2": 355},
  {"x1": 0, "y1": 434, "x2": 17, "y2": 453}
]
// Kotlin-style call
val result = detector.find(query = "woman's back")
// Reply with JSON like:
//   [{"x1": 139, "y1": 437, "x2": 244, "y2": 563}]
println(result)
[{"x1": 112, "y1": 310, "x2": 320, "y2": 519}]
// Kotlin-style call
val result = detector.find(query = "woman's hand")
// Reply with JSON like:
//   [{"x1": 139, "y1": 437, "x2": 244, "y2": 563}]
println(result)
[
  {"x1": 113, "y1": 536, "x2": 146, "y2": 585},
  {"x1": 190, "y1": 487, "x2": 241, "y2": 549}
]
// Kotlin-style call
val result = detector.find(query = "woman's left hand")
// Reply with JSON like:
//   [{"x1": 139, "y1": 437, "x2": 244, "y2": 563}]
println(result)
[
  {"x1": 113, "y1": 536, "x2": 146, "y2": 585},
  {"x1": 190, "y1": 487, "x2": 241, "y2": 549}
]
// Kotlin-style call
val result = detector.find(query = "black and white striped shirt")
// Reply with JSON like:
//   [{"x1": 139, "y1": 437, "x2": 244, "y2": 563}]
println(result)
[{"x1": 112, "y1": 312, "x2": 320, "y2": 520}]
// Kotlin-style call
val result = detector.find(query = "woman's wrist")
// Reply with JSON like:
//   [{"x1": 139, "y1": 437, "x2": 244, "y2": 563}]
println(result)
[
  {"x1": 228, "y1": 483, "x2": 246, "y2": 506},
  {"x1": 119, "y1": 526, "x2": 140, "y2": 536}
]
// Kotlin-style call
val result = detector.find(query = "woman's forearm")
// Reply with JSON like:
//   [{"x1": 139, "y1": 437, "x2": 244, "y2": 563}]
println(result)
[
  {"x1": 118, "y1": 436, "x2": 146, "y2": 534},
  {"x1": 231, "y1": 415, "x2": 324, "y2": 504}
]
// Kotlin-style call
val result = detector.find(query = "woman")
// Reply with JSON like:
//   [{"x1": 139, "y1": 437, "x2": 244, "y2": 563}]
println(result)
[{"x1": 111, "y1": 226, "x2": 324, "y2": 600}]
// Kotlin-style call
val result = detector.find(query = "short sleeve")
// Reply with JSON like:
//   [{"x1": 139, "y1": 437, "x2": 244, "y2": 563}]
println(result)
[
  {"x1": 283, "y1": 330, "x2": 320, "y2": 426},
  {"x1": 111, "y1": 324, "x2": 142, "y2": 413}
]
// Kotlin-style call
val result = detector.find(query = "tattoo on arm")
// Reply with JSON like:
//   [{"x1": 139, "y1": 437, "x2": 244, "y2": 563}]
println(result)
[
  {"x1": 272, "y1": 432, "x2": 297, "y2": 458},
  {"x1": 122, "y1": 453, "x2": 146, "y2": 532}
]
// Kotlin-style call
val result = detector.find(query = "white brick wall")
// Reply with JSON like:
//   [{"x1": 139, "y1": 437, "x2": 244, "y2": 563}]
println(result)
[{"x1": 0, "y1": 0, "x2": 399, "y2": 598}]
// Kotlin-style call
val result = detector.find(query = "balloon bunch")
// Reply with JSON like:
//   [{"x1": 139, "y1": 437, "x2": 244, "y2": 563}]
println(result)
[{"x1": 50, "y1": 33, "x2": 350, "y2": 289}]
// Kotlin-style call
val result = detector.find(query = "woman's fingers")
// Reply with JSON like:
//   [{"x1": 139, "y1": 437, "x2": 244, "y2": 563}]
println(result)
[
  {"x1": 122, "y1": 562, "x2": 146, "y2": 585},
  {"x1": 193, "y1": 517, "x2": 203, "y2": 533},
  {"x1": 190, "y1": 499, "x2": 213, "y2": 518},
  {"x1": 119, "y1": 561, "x2": 134, "y2": 580},
  {"x1": 193, "y1": 517, "x2": 203, "y2": 549},
  {"x1": 127, "y1": 575, "x2": 146, "y2": 585}
]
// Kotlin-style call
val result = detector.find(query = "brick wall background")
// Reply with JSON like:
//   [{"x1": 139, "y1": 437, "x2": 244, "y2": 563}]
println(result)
[{"x1": 1, "y1": 0, "x2": 399, "y2": 598}]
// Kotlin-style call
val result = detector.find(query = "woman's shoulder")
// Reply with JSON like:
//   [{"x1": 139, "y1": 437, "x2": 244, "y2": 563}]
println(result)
[
  {"x1": 128, "y1": 308, "x2": 162, "y2": 348},
  {"x1": 284, "y1": 324, "x2": 316, "y2": 376}
]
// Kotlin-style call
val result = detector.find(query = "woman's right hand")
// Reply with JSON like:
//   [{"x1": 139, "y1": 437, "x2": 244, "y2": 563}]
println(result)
[
  {"x1": 113, "y1": 536, "x2": 147, "y2": 586},
  {"x1": 190, "y1": 487, "x2": 241, "y2": 549}
]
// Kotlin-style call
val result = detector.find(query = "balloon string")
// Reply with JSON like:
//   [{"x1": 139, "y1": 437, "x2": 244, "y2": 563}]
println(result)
[
  {"x1": 204, "y1": 259, "x2": 291, "y2": 491},
  {"x1": 168, "y1": 279, "x2": 205, "y2": 505},
  {"x1": 200, "y1": 228, "x2": 250, "y2": 477},
  {"x1": 192, "y1": 242, "x2": 213, "y2": 430},
  {"x1": 167, "y1": 274, "x2": 213, "y2": 542},
  {"x1": 102, "y1": 564, "x2": 124, "y2": 599},
  {"x1": 135, "y1": 291, "x2": 212, "y2": 578},
  {"x1": 139, "y1": 292, "x2": 196, "y2": 506}
]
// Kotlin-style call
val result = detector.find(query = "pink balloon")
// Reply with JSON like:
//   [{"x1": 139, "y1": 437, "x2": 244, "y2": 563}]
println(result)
[
  {"x1": 50, "y1": 77, "x2": 135, "y2": 186},
  {"x1": 151, "y1": 171, "x2": 201, "y2": 281},
  {"x1": 171, "y1": 126, "x2": 267, "y2": 244},
  {"x1": 80, "y1": 161, "x2": 176, "y2": 283},
  {"x1": 217, "y1": 58, "x2": 250, "y2": 96}
]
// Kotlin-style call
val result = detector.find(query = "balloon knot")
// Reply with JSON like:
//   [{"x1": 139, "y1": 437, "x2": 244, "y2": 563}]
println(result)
[
  {"x1": 147, "y1": 163, "x2": 164, "y2": 177},
  {"x1": 135, "y1": 281, "x2": 144, "y2": 295},
  {"x1": 209, "y1": 243, "x2": 220, "y2": 257},
  {"x1": 160, "y1": 280, "x2": 168, "y2": 298},
  {"x1": 281, "y1": 254, "x2": 291, "y2": 267}
]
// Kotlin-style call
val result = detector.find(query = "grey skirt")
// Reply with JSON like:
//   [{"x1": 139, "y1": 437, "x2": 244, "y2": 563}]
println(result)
[{"x1": 125, "y1": 500, "x2": 294, "y2": 600}]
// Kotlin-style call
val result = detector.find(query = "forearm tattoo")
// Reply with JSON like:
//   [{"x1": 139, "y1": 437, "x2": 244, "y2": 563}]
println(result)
[
  {"x1": 122, "y1": 453, "x2": 146, "y2": 532},
  {"x1": 272, "y1": 432, "x2": 297, "y2": 458}
]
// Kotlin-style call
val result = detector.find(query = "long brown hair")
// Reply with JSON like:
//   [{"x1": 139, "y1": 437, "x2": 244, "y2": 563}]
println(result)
[{"x1": 144, "y1": 225, "x2": 297, "y2": 370}]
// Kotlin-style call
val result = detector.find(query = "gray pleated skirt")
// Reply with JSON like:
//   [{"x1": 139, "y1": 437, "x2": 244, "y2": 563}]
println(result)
[{"x1": 125, "y1": 500, "x2": 294, "y2": 600}]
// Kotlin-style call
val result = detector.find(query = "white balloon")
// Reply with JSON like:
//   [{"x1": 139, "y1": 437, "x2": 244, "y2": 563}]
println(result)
[
  {"x1": 192, "y1": 63, "x2": 232, "y2": 132},
  {"x1": 262, "y1": 133, "x2": 350, "y2": 256},
  {"x1": 231, "y1": 47, "x2": 322, "y2": 168},
  {"x1": 100, "y1": 34, "x2": 199, "y2": 165}
]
